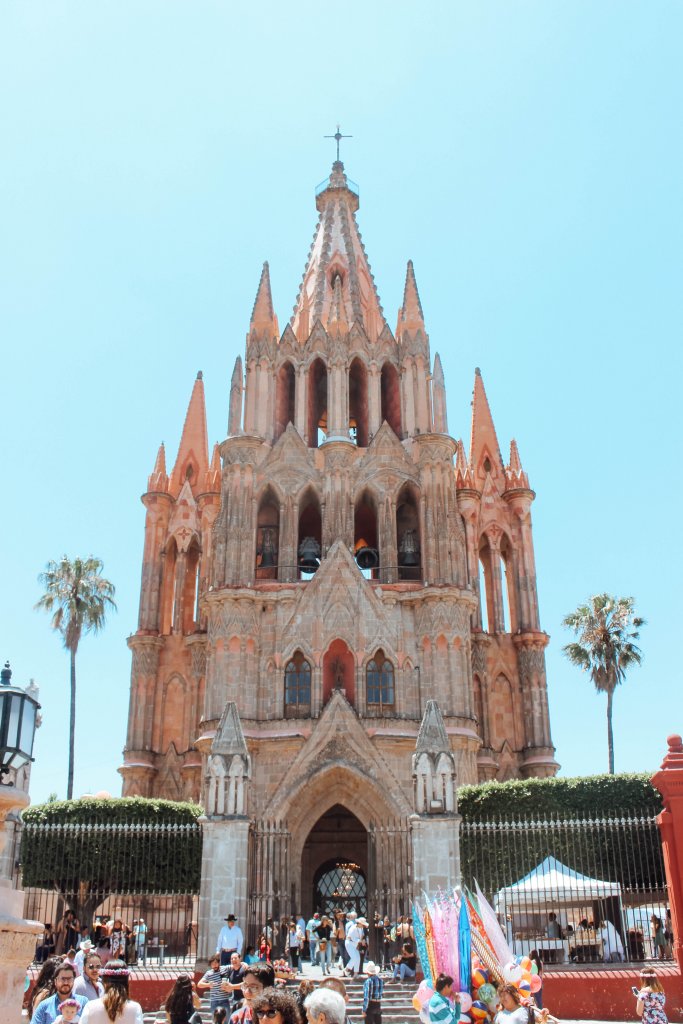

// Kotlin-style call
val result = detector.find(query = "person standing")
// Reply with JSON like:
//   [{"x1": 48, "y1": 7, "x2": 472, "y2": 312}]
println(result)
[
  {"x1": 344, "y1": 916, "x2": 361, "y2": 977},
  {"x1": 165, "y1": 974, "x2": 202, "y2": 1024},
  {"x1": 316, "y1": 916, "x2": 333, "y2": 976},
  {"x1": 222, "y1": 952, "x2": 247, "y2": 1013},
  {"x1": 285, "y1": 920, "x2": 304, "y2": 970},
  {"x1": 74, "y1": 939, "x2": 95, "y2": 977},
  {"x1": 30, "y1": 963, "x2": 88, "y2": 1024},
  {"x1": 79, "y1": 961, "x2": 143, "y2": 1024},
  {"x1": 636, "y1": 968, "x2": 668, "y2": 1024},
  {"x1": 528, "y1": 950, "x2": 543, "y2": 1010},
  {"x1": 306, "y1": 913, "x2": 321, "y2": 967},
  {"x1": 362, "y1": 963, "x2": 384, "y2": 1024},
  {"x1": 217, "y1": 915, "x2": 244, "y2": 966},
  {"x1": 428, "y1": 975, "x2": 459, "y2": 1024},
  {"x1": 73, "y1": 954, "x2": 104, "y2": 1002},
  {"x1": 198, "y1": 953, "x2": 232, "y2": 1016}
]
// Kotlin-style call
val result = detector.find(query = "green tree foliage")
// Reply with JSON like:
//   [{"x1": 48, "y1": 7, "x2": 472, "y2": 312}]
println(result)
[
  {"x1": 458, "y1": 773, "x2": 664, "y2": 897},
  {"x1": 35, "y1": 556, "x2": 117, "y2": 798},
  {"x1": 562, "y1": 594, "x2": 645, "y2": 774},
  {"x1": 21, "y1": 798, "x2": 203, "y2": 924}
]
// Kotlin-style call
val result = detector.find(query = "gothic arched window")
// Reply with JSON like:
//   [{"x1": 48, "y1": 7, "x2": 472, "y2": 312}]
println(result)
[
  {"x1": 284, "y1": 652, "x2": 312, "y2": 718},
  {"x1": 366, "y1": 650, "x2": 394, "y2": 708}
]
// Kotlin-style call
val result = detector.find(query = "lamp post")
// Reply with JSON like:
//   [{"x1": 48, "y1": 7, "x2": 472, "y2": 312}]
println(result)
[{"x1": 0, "y1": 661, "x2": 43, "y2": 1024}]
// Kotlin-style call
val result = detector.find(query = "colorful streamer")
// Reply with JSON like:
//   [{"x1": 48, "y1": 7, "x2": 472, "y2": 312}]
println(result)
[{"x1": 458, "y1": 894, "x2": 472, "y2": 994}]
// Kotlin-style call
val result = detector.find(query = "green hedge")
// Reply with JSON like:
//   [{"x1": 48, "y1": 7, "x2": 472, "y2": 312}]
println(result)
[
  {"x1": 458, "y1": 774, "x2": 665, "y2": 896},
  {"x1": 20, "y1": 798, "x2": 204, "y2": 920},
  {"x1": 22, "y1": 796, "x2": 203, "y2": 826},
  {"x1": 458, "y1": 772, "x2": 662, "y2": 820}
]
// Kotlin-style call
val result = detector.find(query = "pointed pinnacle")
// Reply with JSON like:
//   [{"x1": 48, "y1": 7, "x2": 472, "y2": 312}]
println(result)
[
  {"x1": 470, "y1": 367, "x2": 504, "y2": 476},
  {"x1": 169, "y1": 373, "x2": 210, "y2": 495},
  {"x1": 398, "y1": 259, "x2": 425, "y2": 332},
  {"x1": 153, "y1": 442, "x2": 166, "y2": 476},
  {"x1": 250, "y1": 261, "x2": 279, "y2": 335}
]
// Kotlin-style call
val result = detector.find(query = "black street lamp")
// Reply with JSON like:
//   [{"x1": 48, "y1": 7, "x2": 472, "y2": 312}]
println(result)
[{"x1": 0, "y1": 662, "x2": 40, "y2": 779}]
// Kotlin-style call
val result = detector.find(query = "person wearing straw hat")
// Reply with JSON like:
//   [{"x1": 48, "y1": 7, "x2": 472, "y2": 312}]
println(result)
[{"x1": 362, "y1": 963, "x2": 383, "y2": 1024}]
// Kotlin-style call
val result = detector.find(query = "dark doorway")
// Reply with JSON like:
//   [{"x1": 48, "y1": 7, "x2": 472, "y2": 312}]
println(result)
[{"x1": 302, "y1": 804, "x2": 367, "y2": 916}]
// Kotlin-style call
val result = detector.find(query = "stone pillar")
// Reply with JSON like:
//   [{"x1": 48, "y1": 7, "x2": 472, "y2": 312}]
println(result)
[
  {"x1": 410, "y1": 813, "x2": 461, "y2": 893},
  {"x1": 197, "y1": 817, "x2": 250, "y2": 964},
  {"x1": 651, "y1": 734, "x2": 683, "y2": 967},
  {"x1": 0, "y1": 786, "x2": 42, "y2": 1024}
]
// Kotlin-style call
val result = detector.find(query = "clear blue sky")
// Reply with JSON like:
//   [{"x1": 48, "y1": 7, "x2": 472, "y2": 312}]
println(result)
[{"x1": 2, "y1": 1, "x2": 681, "y2": 804}]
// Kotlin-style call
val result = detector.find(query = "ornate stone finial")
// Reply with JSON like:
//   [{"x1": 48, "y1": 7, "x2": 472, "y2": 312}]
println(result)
[
  {"x1": 197, "y1": 370, "x2": 203, "y2": 380},
  {"x1": 505, "y1": 439, "x2": 530, "y2": 491},
  {"x1": 416, "y1": 699, "x2": 450, "y2": 755},
  {"x1": 206, "y1": 703, "x2": 251, "y2": 817},
  {"x1": 668, "y1": 734, "x2": 683, "y2": 753}
]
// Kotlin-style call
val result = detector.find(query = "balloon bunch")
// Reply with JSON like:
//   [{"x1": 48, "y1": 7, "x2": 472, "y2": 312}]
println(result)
[{"x1": 411, "y1": 886, "x2": 545, "y2": 1024}]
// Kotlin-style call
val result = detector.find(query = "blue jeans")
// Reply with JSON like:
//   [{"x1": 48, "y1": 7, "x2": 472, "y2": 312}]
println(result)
[{"x1": 393, "y1": 963, "x2": 416, "y2": 981}]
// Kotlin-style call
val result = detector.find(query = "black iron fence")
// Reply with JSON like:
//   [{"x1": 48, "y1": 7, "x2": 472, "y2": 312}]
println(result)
[
  {"x1": 21, "y1": 821, "x2": 201, "y2": 967},
  {"x1": 461, "y1": 810, "x2": 672, "y2": 965}
]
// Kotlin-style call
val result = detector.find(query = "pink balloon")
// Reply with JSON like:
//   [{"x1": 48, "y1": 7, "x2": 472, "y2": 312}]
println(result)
[
  {"x1": 460, "y1": 994, "x2": 473, "y2": 1013},
  {"x1": 530, "y1": 975, "x2": 542, "y2": 994},
  {"x1": 414, "y1": 987, "x2": 434, "y2": 1007}
]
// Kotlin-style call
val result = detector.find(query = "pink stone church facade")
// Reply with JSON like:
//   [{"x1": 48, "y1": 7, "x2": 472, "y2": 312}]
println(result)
[{"x1": 121, "y1": 159, "x2": 557, "y2": 930}]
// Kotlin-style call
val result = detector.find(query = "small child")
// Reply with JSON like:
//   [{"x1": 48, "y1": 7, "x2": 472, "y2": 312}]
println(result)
[{"x1": 54, "y1": 998, "x2": 81, "y2": 1024}]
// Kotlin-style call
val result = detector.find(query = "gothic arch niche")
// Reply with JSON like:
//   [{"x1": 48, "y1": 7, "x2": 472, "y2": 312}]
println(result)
[
  {"x1": 256, "y1": 487, "x2": 280, "y2": 580},
  {"x1": 307, "y1": 358, "x2": 328, "y2": 448},
  {"x1": 274, "y1": 361, "x2": 296, "y2": 442},
  {"x1": 297, "y1": 487, "x2": 322, "y2": 579},
  {"x1": 304, "y1": 806, "x2": 367, "y2": 916},
  {"x1": 183, "y1": 537, "x2": 201, "y2": 632},
  {"x1": 500, "y1": 533, "x2": 517, "y2": 633},
  {"x1": 489, "y1": 673, "x2": 518, "y2": 752},
  {"x1": 380, "y1": 362, "x2": 402, "y2": 438},
  {"x1": 349, "y1": 357, "x2": 369, "y2": 447},
  {"x1": 478, "y1": 535, "x2": 494, "y2": 631},
  {"x1": 160, "y1": 537, "x2": 178, "y2": 635},
  {"x1": 161, "y1": 675, "x2": 187, "y2": 753},
  {"x1": 354, "y1": 489, "x2": 379, "y2": 579},
  {"x1": 322, "y1": 639, "x2": 355, "y2": 706},
  {"x1": 396, "y1": 483, "x2": 421, "y2": 581}
]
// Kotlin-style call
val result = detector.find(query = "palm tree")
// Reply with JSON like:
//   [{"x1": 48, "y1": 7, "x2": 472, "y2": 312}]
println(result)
[
  {"x1": 35, "y1": 556, "x2": 116, "y2": 799},
  {"x1": 562, "y1": 593, "x2": 644, "y2": 774}
]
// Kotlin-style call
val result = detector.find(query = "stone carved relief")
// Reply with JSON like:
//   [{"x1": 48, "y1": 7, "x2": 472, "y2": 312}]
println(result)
[
  {"x1": 131, "y1": 642, "x2": 162, "y2": 677},
  {"x1": 415, "y1": 600, "x2": 470, "y2": 639},
  {"x1": 189, "y1": 641, "x2": 207, "y2": 679},
  {"x1": 413, "y1": 750, "x2": 457, "y2": 814},
  {"x1": 517, "y1": 645, "x2": 546, "y2": 680}
]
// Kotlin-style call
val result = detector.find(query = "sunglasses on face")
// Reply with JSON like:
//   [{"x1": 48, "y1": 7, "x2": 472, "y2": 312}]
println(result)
[{"x1": 255, "y1": 1010, "x2": 278, "y2": 1019}]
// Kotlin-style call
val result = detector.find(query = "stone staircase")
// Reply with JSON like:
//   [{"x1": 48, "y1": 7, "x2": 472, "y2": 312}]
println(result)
[{"x1": 142, "y1": 974, "x2": 418, "y2": 1024}]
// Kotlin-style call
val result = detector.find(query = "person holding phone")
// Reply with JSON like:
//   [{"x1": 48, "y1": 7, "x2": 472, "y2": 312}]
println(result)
[{"x1": 635, "y1": 968, "x2": 668, "y2": 1024}]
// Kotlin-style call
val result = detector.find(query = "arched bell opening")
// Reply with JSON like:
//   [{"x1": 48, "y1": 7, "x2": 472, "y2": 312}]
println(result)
[
  {"x1": 160, "y1": 537, "x2": 178, "y2": 635},
  {"x1": 274, "y1": 361, "x2": 296, "y2": 442},
  {"x1": 322, "y1": 640, "x2": 355, "y2": 705},
  {"x1": 396, "y1": 484, "x2": 421, "y2": 582},
  {"x1": 183, "y1": 538, "x2": 202, "y2": 632},
  {"x1": 349, "y1": 357, "x2": 369, "y2": 447},
  {"x1": 354, "y1": 491, "x2": 379, "y2": 580},
  {"x1": 500, "y1": 533, "x2": 517, "y2": 633},
  {"x1": 256, "y1": 489, "x2": 280, "y2": 580},
  {"x1": 303, "y1": 805, "x2": 367, "y2": 917},
  {"x1": 380, "y1": 362, "x2": 402, "y2": 438},
  {"x1": 297, "y1": 490, "x2": 323, "y2": 579},
  {"x1": 307, "y1": 358, "x2": 328, "y2": 448},
  {"x1": 478, "y1": 535, "x2": 494, "y2": 632}
]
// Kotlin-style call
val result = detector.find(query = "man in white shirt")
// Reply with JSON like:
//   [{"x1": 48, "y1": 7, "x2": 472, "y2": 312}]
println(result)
[
  {"x1": 216, "y1": 914, "x2": 244, "y2": 966},
  {"x1": 600, "y1": 918, "x2": 624, "y2": 962},
  {"x1": 73, "y1": 939, "x2": 94, "y2": 977}
]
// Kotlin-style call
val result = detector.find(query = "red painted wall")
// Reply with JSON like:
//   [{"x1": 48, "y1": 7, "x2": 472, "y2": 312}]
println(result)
[{"x1": 543, "y1": 966, "x2": 683, "y2": 1022}]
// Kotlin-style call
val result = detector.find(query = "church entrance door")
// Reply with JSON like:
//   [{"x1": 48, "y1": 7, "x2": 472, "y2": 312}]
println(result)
[{"x1": 302, "y1": 804, "x2": 367, "y2": 916}]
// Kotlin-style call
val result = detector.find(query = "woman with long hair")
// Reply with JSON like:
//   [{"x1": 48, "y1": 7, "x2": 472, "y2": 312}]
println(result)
[
  {"x1": 636, "y1": 968, "x2": 668, "y2": 1024},
  {"x1": 28, "y1": 956, "x2": 62, "y2": 1015},
  {"x1": 80, "y1": 960, "x2": 143, "y2": 1023},
  {"x1": 165, "y1": 973, "x2": 201, "y2": 1024}
]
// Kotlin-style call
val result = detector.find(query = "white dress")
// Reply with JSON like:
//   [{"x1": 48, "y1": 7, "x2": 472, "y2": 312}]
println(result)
[{"x1": 80, "y1": 997, "x2": 144, "y2": 1024}]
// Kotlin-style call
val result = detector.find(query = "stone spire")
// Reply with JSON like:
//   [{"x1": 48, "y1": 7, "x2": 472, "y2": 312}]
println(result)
[
  {"x1": 147, "y1": 442, "x2": 169, "y2": 493},
  {"x1": 291, "y1": 161, "x2": 386, "y2": 342},
  {"x1": 469, "y1": 368, "x2": 504, "y2": 481},
  {"x1": 413, "y1": 700, "x2": 457, "y2": 815},
  {"x1": 211, "y1": 701, "x2": 250, "y2": 760},
  {"x1": 505, "y1": 439, "x2": 530, "y2": 491},
  {"x1": 415, "y1": 699, "x2": 451, "y2": 756},
  {"x1": 169, "y1": 371, "x2": 210, "y2": 497},
  {"x1": 397, "y1": 260, "x2": 425, "y2": 335},
  {"x1": 327, "y1": 273, "x2": 348, "y2": 333},
  {"x1": 250, "y1": 262, "x2": 279, "y2": 338},
  {"x1": 205, "y1": 702, "x2": 251, "y2": 817},
  {"x1": 227, "y1": 355, "x2": 243, "y2": 437},
  {"x1": 432, "y1": 352, "x2": 448, "y2": 433}
]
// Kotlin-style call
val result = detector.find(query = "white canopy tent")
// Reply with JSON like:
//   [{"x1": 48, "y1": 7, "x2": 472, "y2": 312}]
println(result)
[{"x1": 494, "y1": 855, "x2": 622, "y2": 915}]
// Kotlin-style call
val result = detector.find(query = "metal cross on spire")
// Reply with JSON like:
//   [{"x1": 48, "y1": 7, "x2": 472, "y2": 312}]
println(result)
[{"x1": 324, "y1": 124, "x2": 352, "y2": 162}]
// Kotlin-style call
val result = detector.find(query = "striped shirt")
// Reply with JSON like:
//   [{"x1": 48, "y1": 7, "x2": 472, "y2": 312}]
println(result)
[
  {"x1": 199, "y1": 966, "x2": 231, "y2": 1002},
  {"x1": 363, "y1": 975, "x2": 384, "y2": 1012},
  {"x1": 428, "y1": 992, "x2": 458, "y2": 1024}
]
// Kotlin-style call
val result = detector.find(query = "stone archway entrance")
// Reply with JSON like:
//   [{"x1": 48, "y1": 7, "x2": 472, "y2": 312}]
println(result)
[{"x1": 302, "y1": 804, "x2": 367, "y2": 916}]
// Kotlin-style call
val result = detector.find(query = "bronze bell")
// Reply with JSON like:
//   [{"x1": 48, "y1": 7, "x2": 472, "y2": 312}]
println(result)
[
  {"x1": 298, "y1": 536, "x2": 321, "y2": 571},
  {"x1": 398, "y1": 528, "x2": 419, "y2": 566},
  {"x1": 355, "y1": 546, "x2": 379, "y2": 570}
]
